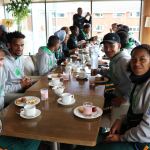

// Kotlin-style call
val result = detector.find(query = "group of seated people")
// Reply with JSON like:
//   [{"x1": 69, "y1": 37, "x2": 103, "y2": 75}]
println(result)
[{"x1": 0, "y1": 21, "x2": 150, "y2": 150}]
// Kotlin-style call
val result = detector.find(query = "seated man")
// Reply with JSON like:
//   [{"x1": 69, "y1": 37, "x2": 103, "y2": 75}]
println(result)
[
  {"x1": 4, "y1": 31, "x2": 32, "y2": 105},
  {"x1": 36, "y1": 35, "x2": 60, "y2": 75},
  {"x1": 78, "y1": 24, "x2": 90, "y2": 41},
  {"x1": 99, "y1": 33, "x2": 132, "y2": 121},
  {"x1": 67, "y1": 25, "x2": 79, "y2": 51},
  {"x1": 67, "y1": 25, "x2": 85, "y2": 55},
  {"x1": 0, "y1": 46, "x2": 40, "y2": 150}
]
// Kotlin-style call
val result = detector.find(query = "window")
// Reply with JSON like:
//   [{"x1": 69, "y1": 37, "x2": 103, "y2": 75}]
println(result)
[
  {"x1": 92, "y1": 1, "x2": 141, "y2": 40},
  {"x1": 94, "y1": 13, "x2": 103, "y2": 18},
  {"x1": 95, "y1": 25, "x2": 104, "y2": 32},
  {"x1": 0, "y1": 6, "x2": 4, "y2": 20},
  {"x1": 4, "y1": 1, "x2": 141, "y2": 54},
  {"x1": 129, "y1": 12, "x2": 140, "y2": 18},
  {"x1": 129, "y1": 26, "x2": 139, "y2": 32},
  {"x1": 52, "y1": 12, "x2": 65, "y2": 18},
  {"x1": 113, "y1": 13, "x2": 124, "y2": 18}
]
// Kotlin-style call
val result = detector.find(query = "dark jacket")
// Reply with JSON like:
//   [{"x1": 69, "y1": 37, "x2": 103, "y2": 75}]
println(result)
[{"x1": 73, "y1": 14, "x2": 91, "y2": 30}]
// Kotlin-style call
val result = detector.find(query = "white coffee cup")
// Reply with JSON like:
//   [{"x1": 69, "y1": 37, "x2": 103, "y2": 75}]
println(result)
[
  {"x1": 22, "y1": 105, "x2": 36, "y2": 117},
  {"x1": 61, "y1": 93, "x2": 74, "y2": 104},
  {"x1": 51, "y1": 78, "x2": 60, "y2": 86},
  {"x1": 52, "y1": 86, "x2": 65, "y2": 96},
  {"x1": 65, "y1": 65, "x2": 72, "y2": 73},
  {"x1": 79, "y1": 70, "x2": 86, "y2": 78}
]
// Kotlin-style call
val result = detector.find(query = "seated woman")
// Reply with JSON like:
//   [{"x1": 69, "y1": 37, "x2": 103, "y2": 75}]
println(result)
[
  {"x1": 0, "y1": 47, "x2": 40, "y2": 150},
  {"x1": 77, "y1": 44, "x2": 150, "y2": 150},
  {"x1": 36, "y1": 35, "x2": 60, "y2": 75}
]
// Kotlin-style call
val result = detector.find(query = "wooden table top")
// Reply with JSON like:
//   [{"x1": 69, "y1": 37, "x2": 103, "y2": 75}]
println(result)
[
  {"x1": 26, "y1": 73, "x2": 105, "y2": 97},
  {"x1": 2, "y1": 68, "x2": 105, "y2": 146}
]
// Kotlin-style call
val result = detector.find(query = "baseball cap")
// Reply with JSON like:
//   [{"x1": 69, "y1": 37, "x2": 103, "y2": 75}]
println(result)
[{"x1": 100, "y1": 33, "x2": 120, "y2": 44}]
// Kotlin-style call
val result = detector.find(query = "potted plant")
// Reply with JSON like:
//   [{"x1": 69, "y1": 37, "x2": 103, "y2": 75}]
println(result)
[{"x1": 6, "y1": 0, "x2": 31, "y2": 31}]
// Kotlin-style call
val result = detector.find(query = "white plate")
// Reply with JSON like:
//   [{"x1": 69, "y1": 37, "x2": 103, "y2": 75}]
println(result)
[
  {"x1": 47, "y1": 73, "x2": 59, "y2": 79},
  {"x1": 57, "y1": 98, "x2": 76, "y2": 106},
  {"x1": 49, "y1": 82, "x2": 63, "y2": 87},
  {"x1": 74, "y1": 106, "x2": 103, "y2": 119},
  {"x1": 20, "y1": 109, "x2": 41, "y2": 119},
  {"x1": 15, "y1": 96, "x2": 40, "y2": 107}
]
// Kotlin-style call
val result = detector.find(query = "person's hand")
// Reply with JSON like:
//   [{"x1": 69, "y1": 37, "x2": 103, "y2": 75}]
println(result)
[
  {"x1": 86, "y1": 12, "x2": 91, "y2": 17},
  {"x1": 20, "y1": 77, "x2": 32, "y2": 89},
  {"x1": 110, "y1": 119, "x2": 122, "y2": 134},
  {"x1": 0, "y1": 148, "x2": 7, "y2": 150},
  {"x1": 112, "y1": 97, "x2": 126, "y2": 107},
  {"x1": 105, "y1": 134, "x2": 121, "y2": 142},
  {"x1": 110, "y1": 28, "x2": 113, "y2": 33},
  {"x1": 70, "y1": 48, "x2": 79, "y2": 54},
  {"x1": 78, "y1": 40, "x2": 86, "y2": 46}
]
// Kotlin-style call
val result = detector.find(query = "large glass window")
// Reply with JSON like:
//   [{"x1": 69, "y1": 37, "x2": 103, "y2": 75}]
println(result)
[
  {"x1": 46, "y1": 2, "x2": 90, "y2": 38},
  {"x1": 2, "y1": 0, "x2": 141, "y2": 54},
  {"x1": 92, "y1": 1, "x2": 141, "y2": 40}
]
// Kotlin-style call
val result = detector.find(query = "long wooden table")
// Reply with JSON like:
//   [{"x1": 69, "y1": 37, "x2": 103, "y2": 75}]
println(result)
[{"x1": 2, "y1": 69, "x2": 105, "y2": 148}]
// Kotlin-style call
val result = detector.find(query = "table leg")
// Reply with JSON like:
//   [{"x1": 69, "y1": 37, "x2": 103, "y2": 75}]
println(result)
[{"x1": 52, "y1": 142, "x2": 60, "y2": 150}]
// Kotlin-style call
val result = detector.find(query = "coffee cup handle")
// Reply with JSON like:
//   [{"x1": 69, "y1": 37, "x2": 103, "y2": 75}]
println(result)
[
  {"x1": 20, "y1": 108, "x2": 24, "y2": 112},
  {"x1": 71, "y1": 95, "x2": 74, "y2": 99}
]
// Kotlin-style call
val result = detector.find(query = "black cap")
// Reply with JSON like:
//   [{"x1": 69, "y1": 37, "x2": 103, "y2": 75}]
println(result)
[{"x1": 100, "y1": 33, "x2": 120, "y2": 44}]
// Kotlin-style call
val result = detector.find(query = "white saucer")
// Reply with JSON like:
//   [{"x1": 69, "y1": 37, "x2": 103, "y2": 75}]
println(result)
[
  {"x1": 57, "y1": 98, "x2": 76, "y2": 106},
  {"x1": 74, "y1": 106, "x2": 103, "y2": 119},
  {"x1": 49, "y1": 82, "x2": 63, "y2": 87},
  {"x1": 20, "y1": 109, "x2": 41, "y2": 119}
]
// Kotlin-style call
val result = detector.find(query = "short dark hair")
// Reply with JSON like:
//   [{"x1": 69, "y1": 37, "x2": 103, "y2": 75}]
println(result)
[
  {"x1": 70, "y1": 25, "x2": 78, "y2": 32},
  {"x1": 47, "y1": 35, "x2": 60, "y2": 47},
  {"x1": 112, "y1": 23, "x2": 118, "y2": 26},
  {"x1": 61, "y1": 27, "x2": 68, "y2": 31},
  {"x1": 117, "y1": 25, "x2": 129, "y2": 33},
  {"x1": 117, "y1": 31, "x2": 129, "y2": 49},
  {"x1": 83, "y1": 24, "x2": 90, "y2": 29},
  {"x1": 77, "y1": 7, "x2": 82, "y2": 11},
  {"x1": 131, "y1": 44, "x2": 150, "y2": 56},
  {"x1": 6, "y1": 31, "x2": 25, "y2": 43}
]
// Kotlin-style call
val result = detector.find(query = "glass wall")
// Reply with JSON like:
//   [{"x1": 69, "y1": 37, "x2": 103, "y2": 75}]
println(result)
[
  {"x1": 46, "y1": 2, "x2": 90, "y2": 37},
  {"x1": 1, "y1": 0, "x2": 141, "y2": 55},
  {"x1": 92, "y1": 1, "x2": 141, "y2": 41}
]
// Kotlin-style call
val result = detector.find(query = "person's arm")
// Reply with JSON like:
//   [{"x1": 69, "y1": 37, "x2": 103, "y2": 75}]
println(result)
[
  {"x1": 37, "y1": 53, "x2": 51, "y2": 76},
  {"x1": 117, "y1": 57, "x2": 131, "y2": 101},
  {"x1": 67, "y1": 38, "x2": 78, "y2": 50},
  {"x1": 3, "y1": 66, "x2": 22, "y2": 93},
  {"x1": 73, "y1": 14, "x2": 79, "y2": 27},
  {"x1": 121, "y1": 85, "x2": 150, "y2": 143},
  {"x1": 84, "y1": 15, "x2": 92, "y2": 24}
]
